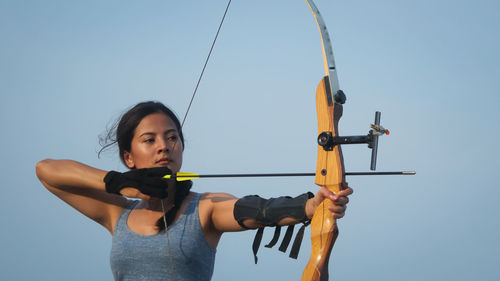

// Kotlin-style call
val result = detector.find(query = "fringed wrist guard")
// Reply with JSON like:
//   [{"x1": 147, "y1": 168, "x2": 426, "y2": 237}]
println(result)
[{"x1": 233, "y1": 192, "x2": 314, "y2": 263}]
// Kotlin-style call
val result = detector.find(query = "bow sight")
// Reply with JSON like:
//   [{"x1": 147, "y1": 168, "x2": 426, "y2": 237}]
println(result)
[{"x1": 317, "y1": 111, "x2": 390, "y2": 171}]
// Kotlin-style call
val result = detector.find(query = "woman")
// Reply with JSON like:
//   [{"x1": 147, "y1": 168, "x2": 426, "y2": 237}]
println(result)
[{"x1": 36, "y1": 101, "x2": 353, "y2": 281}]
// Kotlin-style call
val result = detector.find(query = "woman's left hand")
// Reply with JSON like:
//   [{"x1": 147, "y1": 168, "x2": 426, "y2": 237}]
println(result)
[{"x1": 305, "y1": 186, "x2": 354, "y2": 219}]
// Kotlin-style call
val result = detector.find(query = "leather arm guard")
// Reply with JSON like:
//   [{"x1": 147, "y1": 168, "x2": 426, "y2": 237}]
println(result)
[
  {"x1": 233, "y1": 192, "x2": 314, "y2": 228},
  {"x1": 233, "y1": 192, "x2": 314, "y2": 263}
]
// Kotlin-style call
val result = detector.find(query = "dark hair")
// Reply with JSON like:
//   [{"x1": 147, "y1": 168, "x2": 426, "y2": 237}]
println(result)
[
  {"x1": 99, "y1": 101, "x2": 185, "y2": 166},
  {"x1": 99, "y1": 101, "x2": 191, "y2": 230}
]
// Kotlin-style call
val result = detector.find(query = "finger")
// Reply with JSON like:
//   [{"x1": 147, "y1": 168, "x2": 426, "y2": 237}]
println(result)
[
  {"x1": 329, "y1": 205, "x2": 346, "y2": 213},
  {"x1": 333, "y1": 212, "x2": 346, "y2": 219},
  {"x1": 316, "y1": 186, "x2": 336, "y2": 200},
  {"x1": 328, "y1": 205, "x2": 346, "y2": 219},
  {"x1": 332, "y1": 196, "x2": 349, "y2": 205},
  {"x1": 338, "y1": 187, "x2": 354, "y2": 196}
]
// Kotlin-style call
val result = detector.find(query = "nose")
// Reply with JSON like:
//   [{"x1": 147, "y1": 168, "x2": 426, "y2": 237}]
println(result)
[{"x1": 157, "y1": 137, "x2": 170, "y2": 153}]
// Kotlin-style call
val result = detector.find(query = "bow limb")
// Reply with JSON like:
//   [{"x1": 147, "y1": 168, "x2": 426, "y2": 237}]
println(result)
[{"x1": 302, "y1": 1, "x2": 346, "y2": 280}]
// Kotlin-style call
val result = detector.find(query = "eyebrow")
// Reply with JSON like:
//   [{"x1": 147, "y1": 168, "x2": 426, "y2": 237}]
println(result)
[{"x1": 139, "y1": 129, "x2": 178, "y2": 138}]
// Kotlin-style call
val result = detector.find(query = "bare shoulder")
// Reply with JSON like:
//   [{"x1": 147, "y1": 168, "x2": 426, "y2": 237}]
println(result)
[
  {"x1": 198, "y1": 192, "x2": 239, "y2": 221},
  {"x1": 198, "y1": 192, "x2": 239, "y2": 213},
  {"x1": 200, "y1": 192, "x2": 238, "y2": 203}
]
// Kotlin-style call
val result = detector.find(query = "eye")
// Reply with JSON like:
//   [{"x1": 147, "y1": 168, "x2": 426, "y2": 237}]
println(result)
[
  {"x1": 167, "y1": 135, "x2": 178, "y2": 142},
  {"x1": 144, "y1": 138, "x2": 155, "y2": 143}
]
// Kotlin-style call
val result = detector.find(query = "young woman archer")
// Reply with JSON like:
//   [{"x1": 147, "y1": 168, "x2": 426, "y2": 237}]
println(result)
[{"x1": 36, "y1": 101, "x2": 353, "y2": 281}]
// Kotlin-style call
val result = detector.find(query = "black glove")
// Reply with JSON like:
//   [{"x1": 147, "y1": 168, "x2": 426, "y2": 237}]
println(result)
[{"x1": 104, "y1": 167, "x2": 172, "y2": 199}]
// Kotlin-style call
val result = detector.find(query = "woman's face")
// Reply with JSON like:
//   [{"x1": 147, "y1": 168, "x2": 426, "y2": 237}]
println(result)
[{"x1": 123, "y1": 112, "x2": 183, "y2": 172}]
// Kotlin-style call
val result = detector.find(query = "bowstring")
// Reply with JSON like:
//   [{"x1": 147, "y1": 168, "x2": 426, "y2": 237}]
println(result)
[
  {"x1": 161, "y1": 200, "x2": 176, "y2": 281},
  {"x1": 181, "y1": 0, "x2": 232, "y2": 128},
  {"x1": 163, "y1": 2, "x2": 232, "y2": 280}
]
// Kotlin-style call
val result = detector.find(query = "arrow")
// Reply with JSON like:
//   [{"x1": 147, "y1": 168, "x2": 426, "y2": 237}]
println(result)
[{"x1": 163, "y1": 171, "x2": 416, "y2": 181}]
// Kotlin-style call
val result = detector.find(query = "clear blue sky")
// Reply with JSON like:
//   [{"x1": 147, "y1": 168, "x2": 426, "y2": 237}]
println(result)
[{"x1": 1, "y1": 0, "x2": 499, "y2": 280}]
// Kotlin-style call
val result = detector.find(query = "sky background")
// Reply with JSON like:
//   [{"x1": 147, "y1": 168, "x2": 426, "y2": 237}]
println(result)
[{"x1": 1, "y1": 0, "x2": 499, "y2": 280}]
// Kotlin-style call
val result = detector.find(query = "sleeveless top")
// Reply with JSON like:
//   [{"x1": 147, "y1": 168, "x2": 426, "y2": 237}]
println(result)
[{"x1": 110, "y1": 193, "x2": 216, "y2": 281}]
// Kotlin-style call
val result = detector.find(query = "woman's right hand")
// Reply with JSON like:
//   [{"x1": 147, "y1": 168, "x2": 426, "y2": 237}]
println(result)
[{"x1": 104, "y1": 167, "x2": 172, "y2": 199}]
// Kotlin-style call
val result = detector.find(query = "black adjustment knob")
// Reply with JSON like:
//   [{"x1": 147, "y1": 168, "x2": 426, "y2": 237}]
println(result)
[
  {"x1": 334, "y1": 90, "x2": 346, "y2": 104},
  {"x1": 318, "y1": 132, "x2": 334, "y2": 151}
]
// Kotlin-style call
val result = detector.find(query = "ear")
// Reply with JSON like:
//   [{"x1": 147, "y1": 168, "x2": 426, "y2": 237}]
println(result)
[{"x1": 123, "y1": 151, "x2": 135, "y2": 169}]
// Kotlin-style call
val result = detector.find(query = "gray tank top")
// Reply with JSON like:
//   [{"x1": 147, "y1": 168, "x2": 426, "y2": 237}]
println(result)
[{"x1": 110, "y1": 193, "x2": 216, "y2": 281}]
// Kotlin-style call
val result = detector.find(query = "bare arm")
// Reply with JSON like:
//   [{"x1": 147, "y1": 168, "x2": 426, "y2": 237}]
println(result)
[{"x1": 36, "y1": 159, "x2": 128, "y2": 233}]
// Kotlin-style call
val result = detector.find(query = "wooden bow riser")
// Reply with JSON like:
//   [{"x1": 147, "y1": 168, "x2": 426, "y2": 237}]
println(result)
[{"x1": 302, "y1": 77, "x2": 347, "y2": 281}]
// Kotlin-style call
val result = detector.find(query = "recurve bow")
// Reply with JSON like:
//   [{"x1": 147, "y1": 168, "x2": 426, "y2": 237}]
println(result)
[{"x1": 301, "y1": 0, "x2": 414, "y2": 279}]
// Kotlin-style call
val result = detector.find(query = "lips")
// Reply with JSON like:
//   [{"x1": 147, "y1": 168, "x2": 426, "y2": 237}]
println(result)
[{"x1": 156, "y1": 158, "x2": 170, "y2": 165}]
